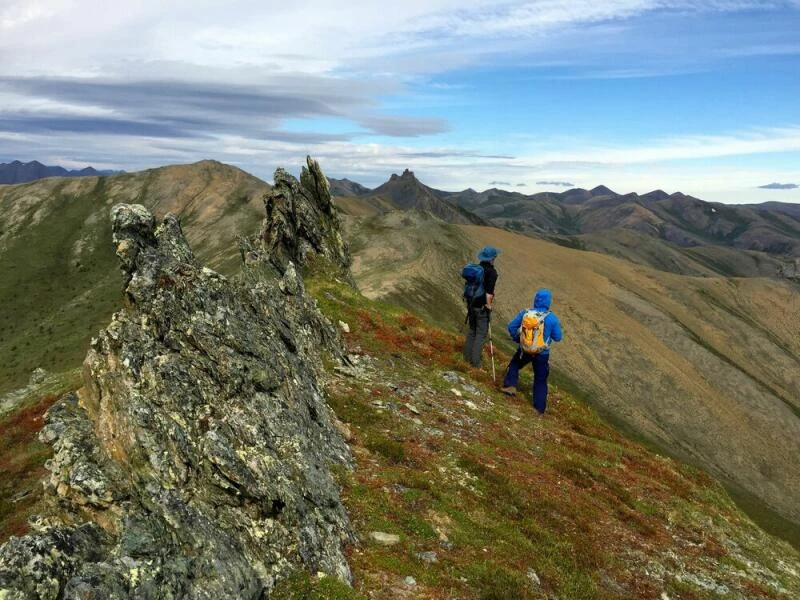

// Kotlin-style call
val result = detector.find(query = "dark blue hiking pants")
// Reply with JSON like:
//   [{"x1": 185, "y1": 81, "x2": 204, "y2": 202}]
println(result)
[{"x1": 503, "y1": 350, "x2": 550, "y2": 414}]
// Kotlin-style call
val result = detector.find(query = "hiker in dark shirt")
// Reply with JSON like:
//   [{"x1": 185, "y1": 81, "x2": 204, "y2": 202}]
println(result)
[{"x1": 463, "y1": 245, "x2": 499, "y2": 367}]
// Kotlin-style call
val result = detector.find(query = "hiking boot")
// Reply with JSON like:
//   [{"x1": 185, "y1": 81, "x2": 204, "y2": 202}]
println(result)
[{"x1": 501, "y1": 386, "x2": 517, "y2": 396}]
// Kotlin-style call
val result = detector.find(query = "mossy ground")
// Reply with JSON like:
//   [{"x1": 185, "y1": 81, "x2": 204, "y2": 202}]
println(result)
[
  {"x1": 290, "y1": 270, "x2": 800, "y2": 599},
  {"x1": 0, "y1": 371, "x2": 80, "y2": 542}
]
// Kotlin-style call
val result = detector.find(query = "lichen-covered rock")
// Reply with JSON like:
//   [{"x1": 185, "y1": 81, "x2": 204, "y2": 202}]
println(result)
[
  {"x1": 777, "y1": 257, "x2": 800, "y2": 282},
  {"x1": 0, "y1": 159, "x2": 355, "y2": 598},
  {"x1": 259, "y1": 156, "x2": 351, "y2": 277}
]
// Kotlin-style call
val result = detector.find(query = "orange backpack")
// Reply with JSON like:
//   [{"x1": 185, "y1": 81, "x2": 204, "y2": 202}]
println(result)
[{"x1": 519, "y1": 310, "x2": 550, "y2": 354}]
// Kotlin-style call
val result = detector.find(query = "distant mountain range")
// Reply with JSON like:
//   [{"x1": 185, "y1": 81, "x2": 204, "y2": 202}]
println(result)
[
  {"x1": 440, "y1": 184, "x2": 800, "y2": 253},
  {"x1": 328, "y1": 171, "x2": 800, "y2": 279},
  {"x1": 0, "y1": 160, "x2": 121, "y2": 184}
]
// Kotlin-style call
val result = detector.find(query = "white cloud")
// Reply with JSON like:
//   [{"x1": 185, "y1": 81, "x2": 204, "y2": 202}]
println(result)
[
  {"x1": 0, "y1": 0, "x2": 785, "y2": 76},
  {"x1": 0, "y1": 0, "x2": 62, "y2": 30},
  {"x1": 529, "y1": 127, "x2": 800, "y2": 165},
  {"x1": 0, "y1": 91, "x2": 118, "y2": 117}
]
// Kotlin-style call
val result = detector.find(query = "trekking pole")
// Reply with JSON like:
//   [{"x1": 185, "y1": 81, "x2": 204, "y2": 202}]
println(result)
[{"x1": 488, "y1": 320, "x2": 496, "y2": 383}]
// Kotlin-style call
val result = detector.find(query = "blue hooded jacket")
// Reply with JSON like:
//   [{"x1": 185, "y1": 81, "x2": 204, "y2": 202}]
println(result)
[{"x1": 507, "y1": 289, "x2": 563, "y2": 353}]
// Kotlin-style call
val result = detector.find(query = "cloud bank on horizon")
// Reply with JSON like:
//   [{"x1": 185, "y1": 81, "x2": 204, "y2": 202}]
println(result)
[
  {"x1": 1, "y1": 0, "x2": 799, "y2": 203},
  {"x1": 759, "y1": 182, "x2": 799, "y2": 190}
]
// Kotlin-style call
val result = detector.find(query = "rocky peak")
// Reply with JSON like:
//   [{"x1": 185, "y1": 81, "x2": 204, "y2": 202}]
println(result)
[
  {"x1": 252, "y1": 156, "x2": 350, "y2": 278},
  {"x1": 112, "y1": 204, "x2": 196, "y2": 301},
  {"x1": 590, "y1": 185, "x2": 617, "y2": 197},
  {"x1": 0, "y1": 159, "x2": 355, "y2": 598},
  {"x1": 388, "y1": 168, "x2": 416, "y2": 182}
]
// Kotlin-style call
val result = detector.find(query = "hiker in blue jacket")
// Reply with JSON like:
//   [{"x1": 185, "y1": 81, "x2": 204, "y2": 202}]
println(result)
[{"x1": 501, "y1": 289, "x2": 563, "y2": 414}]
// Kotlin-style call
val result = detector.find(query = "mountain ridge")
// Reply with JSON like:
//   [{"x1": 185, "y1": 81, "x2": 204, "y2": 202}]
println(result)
[
  {"x1": 0, "y1": 160, "x2": 121, "y2": 185},
  {"x1": 332, "y1": 172, "x2": 800, "y2": 279},
  {"x1": 359, "y1": 169, "x2": 488, "y2": 225}
]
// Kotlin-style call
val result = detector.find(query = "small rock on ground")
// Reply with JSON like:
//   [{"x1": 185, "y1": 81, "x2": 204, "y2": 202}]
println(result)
[
  {"x1": 416, "y1": 551, "x2": 438, "y2": 563},
  {"x1": 369, "y1": 531, "x2": 400, "y2": 545}
]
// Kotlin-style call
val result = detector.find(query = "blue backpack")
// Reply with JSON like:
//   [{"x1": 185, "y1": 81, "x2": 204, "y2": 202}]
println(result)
[{"x1": 461, "y1": 263, "x2": 485, "y2": 304}]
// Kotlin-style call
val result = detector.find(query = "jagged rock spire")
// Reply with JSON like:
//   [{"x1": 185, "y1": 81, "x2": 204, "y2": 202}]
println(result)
[
  {"x1": 0, "y1": 159, "x2": 355, "y2": 598},
  {"x1": 257, "y1": 156, "x2": 350, "y2": 276}
]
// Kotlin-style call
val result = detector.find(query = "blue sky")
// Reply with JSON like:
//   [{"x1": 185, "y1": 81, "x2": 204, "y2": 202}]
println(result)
[{"x1": 1, "y1": 0, "x2": 799, "y2": 203}]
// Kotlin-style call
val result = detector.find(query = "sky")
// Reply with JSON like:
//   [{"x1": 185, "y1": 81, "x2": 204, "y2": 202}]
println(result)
[{"x1": 1, "y1": 0, "x2": 800, "y2": 203}]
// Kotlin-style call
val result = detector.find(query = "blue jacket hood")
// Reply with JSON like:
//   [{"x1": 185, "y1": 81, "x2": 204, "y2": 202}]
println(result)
[{"x1": 533, "y1": 289, "x2": 552, "y2": 311}]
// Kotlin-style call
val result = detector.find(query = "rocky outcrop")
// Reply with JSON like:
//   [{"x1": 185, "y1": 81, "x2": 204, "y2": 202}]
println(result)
[
  {"x1": 250, "y1": 156, "x2": 350, "y2": 277},
  {"x1": 0, "y1": 159, "x2": 354, "y2": 598},
  {"x1": 778, "y1": 257, "x2": 800, "y2": 282}
]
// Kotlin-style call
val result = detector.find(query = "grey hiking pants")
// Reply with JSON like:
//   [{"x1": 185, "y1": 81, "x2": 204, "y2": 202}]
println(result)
[{"x1": 463, "y1": 307, "x2": 490, "y2": 367}]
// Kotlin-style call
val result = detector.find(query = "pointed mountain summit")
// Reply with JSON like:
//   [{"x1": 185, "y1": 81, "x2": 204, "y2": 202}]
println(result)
[
  {"x1": 367, "y1": 169, "x2": 485, "y2": 225},
  {"x1": 370, "y1": 169, "x2": 424, "y2": 210},
  {"x1": 590, "y1": 185, "x2": 617, "y2": 197}
]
